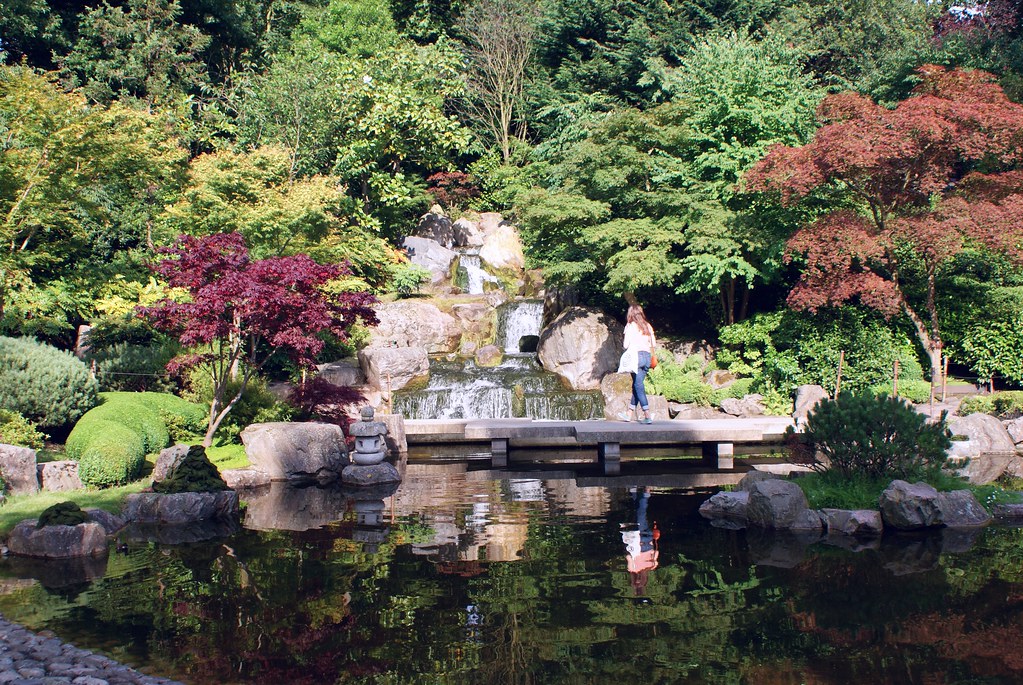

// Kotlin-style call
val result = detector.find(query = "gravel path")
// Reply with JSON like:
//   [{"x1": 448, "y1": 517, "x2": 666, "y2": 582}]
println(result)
[{"x1": 0, "y1": 615, "x2": 183, "y2": 685}]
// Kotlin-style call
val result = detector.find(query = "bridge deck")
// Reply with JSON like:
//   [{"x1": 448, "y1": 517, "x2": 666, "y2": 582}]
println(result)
[{"x1": 404, "y1": 417, "x2": 796, "y2": 475}]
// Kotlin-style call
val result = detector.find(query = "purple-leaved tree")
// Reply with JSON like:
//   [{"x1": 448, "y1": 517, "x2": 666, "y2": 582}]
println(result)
[{"x1": 140, "y1": 232, "x2": 377, "y2": 446}]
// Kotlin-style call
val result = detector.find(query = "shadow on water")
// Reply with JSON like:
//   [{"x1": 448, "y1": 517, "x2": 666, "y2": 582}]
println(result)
[{"x1": 0, "y1": 461, "x2": 1022, "y2": 684}]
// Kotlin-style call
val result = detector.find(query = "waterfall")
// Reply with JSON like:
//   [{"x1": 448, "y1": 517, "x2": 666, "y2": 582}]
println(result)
[
  {"x1": 497, "y1": 300, "x2": 543, "y2": 353},
  {"x1": 459, "y1": 253, "x2": 499, "y2": 295}
]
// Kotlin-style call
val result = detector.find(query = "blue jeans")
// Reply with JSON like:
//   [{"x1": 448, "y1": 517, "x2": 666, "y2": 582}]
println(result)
[{"x1": 631, "y1": 351, "x2": 651, "y2": 411}]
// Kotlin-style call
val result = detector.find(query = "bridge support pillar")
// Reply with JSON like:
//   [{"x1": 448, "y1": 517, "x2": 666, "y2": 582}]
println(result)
[
  {"x1": 702, "y1": 442, "x2": 734, "y2": 470},
  {"x1": 491, "y1": 438, "x2": 508, "y2": 467},
  {"x1": 598, "y1": 442, "x2": 620, "y2": 475}
]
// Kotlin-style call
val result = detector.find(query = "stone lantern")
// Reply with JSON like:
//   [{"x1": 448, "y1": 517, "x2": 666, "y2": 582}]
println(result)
[
  {"x1": 351, "y1": 406, "x2": 388, "y2": 466},
  {"x1": 342, "y1": 406, "x2": 402, "y2": 486}
]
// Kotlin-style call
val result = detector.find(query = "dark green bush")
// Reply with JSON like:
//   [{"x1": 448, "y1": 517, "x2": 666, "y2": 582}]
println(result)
[
  {"x1": 153, "y1": 445, "x2": 228, "y2": 493},
  {"x1": 37, "y1": 501, "x2": 89, "y2": 528},
  {"x1": 795, "y1": 391, "x2": 951, "y2": 479},
  {"x1": 87, "y1": 341, "x2": 179, "y2": 393},
  {"x1": 0, "y1": 409, "x2": 46, "y2": 449},
  {"x1": 0, "y1": 336, "x2": 99, "y2": 428},
  {"x1": 65, "y1": 392, "x2": 206, "y2": 487}
]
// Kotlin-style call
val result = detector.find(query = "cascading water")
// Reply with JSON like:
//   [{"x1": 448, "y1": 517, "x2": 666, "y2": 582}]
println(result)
[
  {"x1": 497, "y1": 299, "x2": 543, "y2": 352},
  {"x1": 457, "y1": 252, "x2": 500, "y2": 295},
  {"x1": 393, "y1": 299, "x2": 603, "y2": 420}
]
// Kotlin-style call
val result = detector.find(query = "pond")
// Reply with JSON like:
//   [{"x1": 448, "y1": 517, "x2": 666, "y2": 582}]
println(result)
[{"x1": 0, "y1": 457, "x2": 1022, "y2": 684}]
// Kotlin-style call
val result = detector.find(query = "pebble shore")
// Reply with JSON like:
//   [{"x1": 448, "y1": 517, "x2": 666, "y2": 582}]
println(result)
[{"x1": 0, "y1": 615, "x2": 183, "y2": 685}]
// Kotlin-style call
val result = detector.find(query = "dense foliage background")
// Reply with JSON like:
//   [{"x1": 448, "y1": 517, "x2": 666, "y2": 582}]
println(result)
[{"x1": 2, "y1": 0, "x2": 1023, "y2": 389}]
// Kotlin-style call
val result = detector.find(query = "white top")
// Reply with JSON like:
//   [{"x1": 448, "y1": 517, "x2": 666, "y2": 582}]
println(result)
[{"x1": 617, "y1": 322, "x2": 656, "y2": 374}]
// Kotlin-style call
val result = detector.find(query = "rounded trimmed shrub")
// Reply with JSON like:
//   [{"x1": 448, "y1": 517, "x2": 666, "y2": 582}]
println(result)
[
  {"x1": 37, "y1": 501, "x2": 89, "y2": 528},
  {"x1": 0, "y1": 336, "x2": 99, "y2": 428},
  {"x1": 70, "y1": 419, "x2": 146, "y2": 487}
]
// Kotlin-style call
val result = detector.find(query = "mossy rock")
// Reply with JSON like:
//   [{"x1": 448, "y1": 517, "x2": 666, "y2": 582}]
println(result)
[
  {"x1": 37, "y1": 501, "x2": 89, "y2": 529},
  {"x1": 153, "y1": 445, "x2": 229, "y2": 494}
]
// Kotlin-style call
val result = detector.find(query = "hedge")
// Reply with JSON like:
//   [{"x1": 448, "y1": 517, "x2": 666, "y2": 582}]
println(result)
[{"x1": 65, "y1": 392, "x2": 207, "y2": 487}]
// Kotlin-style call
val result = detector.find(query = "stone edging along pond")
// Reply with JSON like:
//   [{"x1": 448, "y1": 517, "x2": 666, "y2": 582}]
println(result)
[{"x1": 698, "y1": 470, "x2": 1014, "y2": 537}]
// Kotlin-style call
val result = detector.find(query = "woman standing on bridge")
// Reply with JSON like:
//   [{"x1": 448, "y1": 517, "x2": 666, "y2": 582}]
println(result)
[{"x1": 617, "y1": 303, "x2": 656, "y2": 424}]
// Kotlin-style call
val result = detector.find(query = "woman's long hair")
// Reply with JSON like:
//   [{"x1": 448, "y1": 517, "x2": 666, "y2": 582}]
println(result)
[{"x1": 626, "y1": 304, "x2": 653, "y2": 337}]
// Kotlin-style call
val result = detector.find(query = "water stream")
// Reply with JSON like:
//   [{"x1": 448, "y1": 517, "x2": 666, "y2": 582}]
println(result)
[{"x1": 457, "y1": 252, "x2": 499, "y2": 295}]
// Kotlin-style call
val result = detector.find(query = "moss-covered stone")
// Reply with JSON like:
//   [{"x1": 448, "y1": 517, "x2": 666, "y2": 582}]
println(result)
[
  {"x1": 37, "y1": 501, "x2": 89, "y2": 529},
  {"x1": 153, "y1": 445, "x2": 229, "y2": 494}
]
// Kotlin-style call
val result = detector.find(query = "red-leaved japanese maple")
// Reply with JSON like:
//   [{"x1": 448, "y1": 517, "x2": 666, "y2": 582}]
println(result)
[
  {"x1": 139, "y1": 232, "x2": 377, "y2": 446},
  {"x1": 746, "y1": 66, "x2": 1023, "y2": 388}
]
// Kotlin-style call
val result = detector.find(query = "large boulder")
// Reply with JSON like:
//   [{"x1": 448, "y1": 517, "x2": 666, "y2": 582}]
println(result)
[
  {"x1": 600, "y1": 372, "x2": 669, "y2": 420},
  {"x1": 698, "y1": 491, "x2": 749, "y2": 523},
  {"x1": 793, "y1": 385, "x2": 829, "y2": 424},
  {"x1": 36, "y1": 461, "x2": 82, "y2": 492},
  {"x1": 358, "y1": 346, "x2": 430, "y2": 393},
  {"x1": 0, "y1": 444, "x2": 38, "y2": 495},
  {"x1": 369, "y1": 301, "x2": 462, "y2": 353},
  {"x1": 403, "y1": 236, "x2": 457, "y2": 285},
  {"x1": 240, "y1": 422, "x2": 349, "y2": 483},
  {"x1": 719, "y1": 394, "x2": 765, "y2": 417},
  {"x1": 747, "y1": 479, "x2": 811, "y2": 529},
  {"x1": 412, "y1": 206, "x2": 454, "y2": 246},
  {"x1": 317, "y1": 358, "x2": 366, "y2": 387},
  {"x1": 221, "y1": 468, "x2": 272, "y2": 490},
  {"x1": 948, "y1": 412, "x2": 1018, "y2": 484},
  {"x1": 123, "y1": 491, "x2": 239, "y2": 524},
  {"x1": 452, "y1": 217, "x2": 485, "y2": 247},
  {"x1": 8, "y1": 521, "x2": 107, "y2": 559},
  {"x1": 879, "y1": 480, "x2": 943, "y2": 529},
  {"x1": 152, "y1": 443, "x2": 190, "y2": 484},
  {"x1": 935, "y1": 489, "x2": 993, "y2": 528},
  {"x1": 479, "y1": 222, "x2": 525, "y2": 272},
  {"x1": 537, "y1": 307, "x2": 624, "y2": 390}
]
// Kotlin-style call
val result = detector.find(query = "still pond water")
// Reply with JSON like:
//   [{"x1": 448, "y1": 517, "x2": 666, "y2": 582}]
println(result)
[{"x1": 1, "y1": 455, "x2": 1022, "y2": 685}]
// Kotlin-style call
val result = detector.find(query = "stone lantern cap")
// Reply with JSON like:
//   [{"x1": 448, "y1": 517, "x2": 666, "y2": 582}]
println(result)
[{"x1": 350, "y1": 405, "x2": 389, "y2": 437}]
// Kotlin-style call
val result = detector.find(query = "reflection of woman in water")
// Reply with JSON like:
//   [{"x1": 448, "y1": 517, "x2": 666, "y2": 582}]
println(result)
[{"x1": 621, "y1": 488, "x2": 659, "y2": 595}]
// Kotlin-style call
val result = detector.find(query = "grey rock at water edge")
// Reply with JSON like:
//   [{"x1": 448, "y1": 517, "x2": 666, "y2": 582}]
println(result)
[
  {"x1": 152, "y1": 444, "x2": 191, "y2": 484},
  {"x1": 1004, "y1": 416, "x2": 1023, "y2": 445},
  {"x1": 0, "y1": 444, "x2": 38, "y2": 495},
  {"x1": 475, "y1": 344, "x2": 503, "y2": 367},
  {"x1": 738, "y1": 470, "x2": 779, "y2": 492},
  {"x1": 85, "y1": 508, "x2": 126, "y2": 535},
  {"x1": 793, "y1": 385, "x2": 829, "y2": 424},
  {"x1": 879, "y1": 480, "x2": 943, "y2": 529},
  {"x1": 376, "y1": 412, "x2": 407, "y2": 455},
  {"x1": 935, "y1": 489, "x2": 992, "y2": 528},
  {"x1": 747, "y1": 479, "x2": 811, "y2": 529},
  {"x1": 36, "y1": 460, "x2": 82, "y2": 492},
  {"x1": 123, "y1": 491, "x2": 239, "y2": 524},
  {"x1": 369, "y1": 301, "x2": 463, "y2": 353},
  {"x1": 221, "y1": 468, "x2": 272, "y2": 490},
  {"x1": 822, "y1": 509, "x2": 883, "y2": 537},
  {"x1": 948, "y1": 412, "x2": 1018, "y2": 484},
  {"x1": 537, "y1": 306, "x2": 624, "y2": 391},
  {"x1": 358, "y1": 345, "x2": 430, "y2": 394},
  {"x1": 317, "y1": 357, "x2": 366, "y2": 387},
  {"x1": 991, "y1": 503, "x2": 1023, "y2": 521},
  {"x1": 7, "y1": 521, "x2": 107, "y2": 559},
  {"x1": 342, "y1": 462, "x2": 402, "y2": 487},
  {"x1": 403, "y1": 235, "x2": 457, "y2": 285},
  {"x1": 698, "y1": 491, "x2": 749, "y2": 522},
  {"x1": 241, "y1": 422, "x2": 349, "y2": 483}
]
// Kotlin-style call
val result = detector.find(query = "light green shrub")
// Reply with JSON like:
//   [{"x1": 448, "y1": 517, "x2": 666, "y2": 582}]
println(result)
[
  {"x1": 958, "y1": 391, "x2": 1023, "y2": 418},
  {"x1": 958, "y1": 395, "x2": 995, "y2": 416},
  {"x1": 869, "y1": 379, "x2": 934, "y2": 404},
  {"x1": 0, "y1": 409, "x2": 46, "y2": 449},
  {"x1": 0, "y1": 336, "x2": 99, "y2": 428}
]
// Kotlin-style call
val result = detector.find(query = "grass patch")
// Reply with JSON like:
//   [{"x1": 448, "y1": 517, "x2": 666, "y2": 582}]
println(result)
[
  {"x1": 0, "y1": 481, "x2": 148, "y2": 538},
  {"x1": 795, "y1": 468, "x2": 1023, "y2": 512},
  {"x1": 206, "y1": 442, "x2": 249, "y2": 471}
]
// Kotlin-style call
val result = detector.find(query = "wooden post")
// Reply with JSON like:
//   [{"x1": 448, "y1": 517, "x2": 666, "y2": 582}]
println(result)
[
  {"x1": 941, "y1": 356, "x2": 948, "y2": 402},
  {"x1": 893, "y1": 359, "x2": 899, "y2": 398},
  {"x1": 835, "y1": 350, "x2": 844, "y2": 396}
]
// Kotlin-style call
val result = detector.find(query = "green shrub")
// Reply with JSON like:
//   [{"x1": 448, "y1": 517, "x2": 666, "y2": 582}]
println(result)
[
  {"x1": 70, "y1": 419, "x2": 146, "y2": 487},
  {"x1": 869, "y1": 379, "x2": 934, "y2": 404},
  {"x1": 645, "y1": 359, "x2": 715, "y2": 406},
  {"x1": 795, "y1": 391, "x2": 951, "y2": 479},
  {"x1": 711, "y1": 377, "x2": 755, "y2": 406},
  {"x1": 0, "y1": 409, "x2": 46, "y2": 449},
  {"x1": 958, "y1": 395, "x2": 995, "y2": 415},
  {"x1": 36, "y1": 501, "x2": 89, "y2": 528},
  {"x1": 0, "y1": 336, "x2": 99, "y2": 428},
  {"x1": 66, "y1": 392, "x2": 206, "y2": 487},
  {"x1": 183, "y1": 372, "x2": 293, "y2": 443},
  {"x1": 153, "y1": 445, "x2": 228, "y2": 493},
  {"x1": 390, "y1": 263, "x2": 431, "y2": 297},
  {"x1": 87, "y1": 341, "x2": 179, "y2": 393}
]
